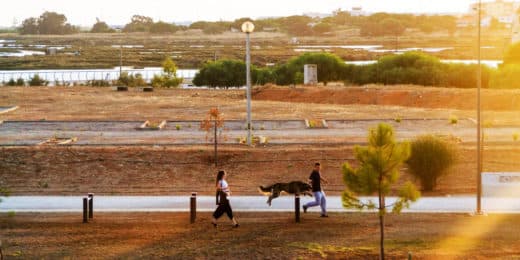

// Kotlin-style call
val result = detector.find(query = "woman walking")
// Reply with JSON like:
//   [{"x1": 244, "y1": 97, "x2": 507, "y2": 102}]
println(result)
[{"x1": 212, "y1": 170, "x2": 239, "y2": 228}]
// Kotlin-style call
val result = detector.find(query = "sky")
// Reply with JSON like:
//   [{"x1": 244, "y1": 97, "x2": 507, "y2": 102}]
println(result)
[{"x1": 0, "y1": 0, "x2": 483, "y2": 27}]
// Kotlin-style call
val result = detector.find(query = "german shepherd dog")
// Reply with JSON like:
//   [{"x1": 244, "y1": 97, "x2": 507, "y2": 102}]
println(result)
[{"x1": 258, "y1": 181, "x2": 313, "y2": 206}]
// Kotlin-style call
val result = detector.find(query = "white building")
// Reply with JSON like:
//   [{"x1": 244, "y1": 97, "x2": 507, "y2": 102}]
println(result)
[{"x1": 350, "y1": 7, "x2": 365, "y2": 16}]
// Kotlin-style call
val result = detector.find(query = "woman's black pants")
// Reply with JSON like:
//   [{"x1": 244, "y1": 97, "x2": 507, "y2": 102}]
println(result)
[{"x1": 213, "y1": 200, "x2": 234, "y2": 219}]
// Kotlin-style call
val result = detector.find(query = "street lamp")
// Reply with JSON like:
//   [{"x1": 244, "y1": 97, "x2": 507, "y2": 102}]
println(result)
[
  {"x1": 476, "y1": 0, "x2": 483, "y2": 215},
  {"x1": 242, "y1": 21, "x2": 254, "y2": 146}
]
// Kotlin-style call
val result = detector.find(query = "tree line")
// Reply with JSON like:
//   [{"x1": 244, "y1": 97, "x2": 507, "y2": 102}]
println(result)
[
  {"x1": 193, "y1": 52, "x2": 490, "y2": 88},
  {"x1": 194, "y1": 42, "x2": 520, "y2": 89},
  {"x1": 19, "y1": 10, "x2": 457, "y2": 36}
]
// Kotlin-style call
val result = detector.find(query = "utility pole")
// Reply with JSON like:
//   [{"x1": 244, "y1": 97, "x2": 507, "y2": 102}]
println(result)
[{"x1": 476, "y1": 0, "x2": 483, "y2": 215}]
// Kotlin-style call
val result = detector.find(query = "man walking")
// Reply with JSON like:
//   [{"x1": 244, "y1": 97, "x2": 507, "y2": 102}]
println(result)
[{"x1": 303, "y1": 162, "x2": 328, "y2": 217}]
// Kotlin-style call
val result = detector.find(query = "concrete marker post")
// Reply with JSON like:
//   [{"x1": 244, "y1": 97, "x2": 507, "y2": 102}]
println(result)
[
  {"x1": 190, "y1": 192, "x2": 197, "y2": 224},
  {"x1": 295, "y1": 194, "x2": 300, "y2": 223},
  {"x1": 88, "y1": 193, "x2": 94, "y2": 219},
  {"x1": 83, "y1": 197, "x2": 88, "y2": 223}
]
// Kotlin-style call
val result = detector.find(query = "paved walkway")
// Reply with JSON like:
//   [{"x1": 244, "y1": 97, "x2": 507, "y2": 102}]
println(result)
[{"x1": 2, "y1": 196, "x2": 520, "y2": 213}]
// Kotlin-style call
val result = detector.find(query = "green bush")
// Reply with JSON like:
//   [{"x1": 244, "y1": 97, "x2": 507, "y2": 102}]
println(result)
[
  {"x1": 443, "y1": 63, "x2": 491, "y2": 88},
  {"x1": 29, "y1": 74, "x2": 48, "y2": 86},
  {"x1": 254, "y1": 67, "x2": 276, "y2": 85},
  {"x1": 118, "y1": 72, "x2": 146, "y2": 87},
  {"x1": 274, "y1": 52, "x2": 347, "y2": 85},
  {"x1": 407, "y1": 135, "x2": 457, "y2": 191},
  {"x1": 449, "y1": 115, "x2": 458, "y2": 124},
  {"x1": 503, "y1": 42, "x2": 520, "y2": 65},
  {"x1": 349, "y1": 52, "x2": 492, "y2": 88},
  {"x1": 87, "y1": 80, "x2": 111, "y2": 87},
  {"x1": 8, "y1": 78, "x2": 25, "y2": 86},
  {"x1": 193, "y1": 59, "x2": 246, "y2": 88},
  {"x1": 152, "y1": 57, "x2": 183, "y2": 88},
  {"x1": 490, "y1": 64, "x2": 520, "y2": 89}
]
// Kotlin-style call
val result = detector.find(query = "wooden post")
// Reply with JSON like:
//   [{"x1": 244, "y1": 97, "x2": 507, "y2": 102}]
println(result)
[
  {"x1": 295, "y1": 194, "x2": 300, "y2": 223},
  {"x1": 190, "y1": 192, "x2": 197, "y2": 224},
  {"x1": 83, "y1": 197, "x2": 88, "y2": 223},
  {"x1": 88, "y1": 193, "x2": 94, "y2": 219}
]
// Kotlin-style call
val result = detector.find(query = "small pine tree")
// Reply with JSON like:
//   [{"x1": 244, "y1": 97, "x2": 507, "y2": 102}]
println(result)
[{"x1": 342, "y1": 123, "x2": 420, "y2": 260}]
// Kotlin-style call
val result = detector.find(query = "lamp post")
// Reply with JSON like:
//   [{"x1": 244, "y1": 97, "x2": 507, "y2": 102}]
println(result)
[
  {"x1": 476, "y1": 0, "x2": 483, "y2": 215},
  {"x1": 242, "y1": 21, "x2": 254, "y2": 146},
  {"x1": 119, "y1": 40, "x2": 123, "y2": 76}
]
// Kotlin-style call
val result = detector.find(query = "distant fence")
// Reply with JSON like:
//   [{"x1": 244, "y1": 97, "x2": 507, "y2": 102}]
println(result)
[{"x1": 0, "y1": 68, "x2": 198, "y2": 85}]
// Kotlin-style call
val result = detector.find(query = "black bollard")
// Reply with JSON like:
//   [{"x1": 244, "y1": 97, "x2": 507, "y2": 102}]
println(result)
[
  {"x1": 88, "y1": 193, "x2": 94, "y2": 219},
  {"x1": 190, "y1": 192, "x2": 197, "y2": 224},
  {"x1": 295, "y1": 194, "x2": 300, "y2": 223},
  {"x1": 83, "y1": 197, "x2": 88, "y2": 223}
]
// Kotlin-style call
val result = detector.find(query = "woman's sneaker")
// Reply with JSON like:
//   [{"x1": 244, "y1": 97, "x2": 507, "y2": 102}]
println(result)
[
  {"x1": 320, "y1": 214, "x2": 329, "y2": 218},
  {"x1": 303, "y1": 205, "x2": 308, "y2": 213}
]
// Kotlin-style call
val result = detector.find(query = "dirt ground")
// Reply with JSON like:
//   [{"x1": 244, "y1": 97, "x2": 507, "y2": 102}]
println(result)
[
  {"x1": 2, "y1": 85, "x2": 520, "y2": 124},
  {"x1": 2, "y1": 85, "x2": 520, "y2": 196},
  {"x1": 1, "y1": 144, "x2": 519, "y2": 196},
  {"x1": 1, "y1": 212, "x2": 520, "y2": 259}
]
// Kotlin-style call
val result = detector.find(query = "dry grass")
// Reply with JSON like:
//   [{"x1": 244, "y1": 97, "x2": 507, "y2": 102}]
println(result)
[
  {"x1": 1, "y1": 85, "x2": 515, "y2": 123},
  {"x1": 1, "y1": 212, "x2": 520, "y2": 259}
]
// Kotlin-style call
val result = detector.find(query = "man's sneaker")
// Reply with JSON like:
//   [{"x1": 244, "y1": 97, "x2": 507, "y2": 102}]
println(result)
[
  {"x1": 320, "y1": 214, "x2": 329, "y2": 218},
  {"x1": 303, "y1": 205, "x2": 308, "y2": 213}
]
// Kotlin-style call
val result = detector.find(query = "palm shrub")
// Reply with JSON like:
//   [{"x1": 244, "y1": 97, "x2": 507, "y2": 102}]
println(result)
[{"x1": 407, "y1": 135, "x2": 457, "y2": 191}]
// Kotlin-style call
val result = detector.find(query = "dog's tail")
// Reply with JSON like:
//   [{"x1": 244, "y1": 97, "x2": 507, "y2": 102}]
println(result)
[{"x1": 258, "y1": 185, "x2": 272, "y2": 194}]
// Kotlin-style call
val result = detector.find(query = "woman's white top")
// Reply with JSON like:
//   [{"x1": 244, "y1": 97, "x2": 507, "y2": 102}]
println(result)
[{"x1": 219, "y1": 180, "x2": 230, "y2": 193}]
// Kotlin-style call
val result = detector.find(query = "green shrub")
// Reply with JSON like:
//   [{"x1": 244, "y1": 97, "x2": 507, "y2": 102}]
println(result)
[
  {"x1": 443, "y1": 63, "x2": 491, "y2": 88},
  {"x1": 118, "y1": 72, "x2": 146, "y2": 87},
  {"x1": 490, "y1": 64, "x2": 520, "y2": 89},
  {"x1": 449, "y1": 115, "x2": 458, "y2": 124},
  {"x1": 9, "y1": 78, "x2": 25, "y2": 86},
  {"x1": 193, "y1": 59, "x2": 246, "y2": 88},
  {"x1": 407, "y1": 135, "x2": 457, "y2": 191},
  {"x1": 29, "y1": 74, "x2": 48, "y2": 86},
  {"x1": 0, "y1": 187, "x2": 10, "y2": 204},
  {"x1": 152, "y1": 57, "x2": 183, "y2": 88},
  {"x1": 274, "y1": 52, "x2": 347, "y2": 85},
  {"x1": 503, "y1": 42, "x2": 520, "y2": 65},
  {"x1": 7, "y1": 78, "x2": 17, "y2": 86},
  {"x1": 348, "y1": 52, "x2": 492, "y2": 88},
  {"x1": 87, "y1": 80, "x2": 111, "y2": 87}
]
